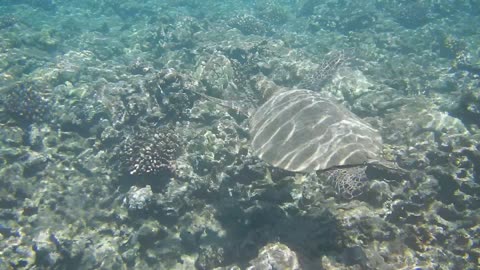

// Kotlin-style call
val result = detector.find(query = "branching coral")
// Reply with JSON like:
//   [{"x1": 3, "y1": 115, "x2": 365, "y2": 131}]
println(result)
[{"x1": 119, "y1": 126, "x2": 182, "y2": 176}]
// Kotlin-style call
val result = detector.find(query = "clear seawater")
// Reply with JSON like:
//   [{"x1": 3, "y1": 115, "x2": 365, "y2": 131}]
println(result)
[{"x1": 1, "y1": 1, "x2": 479, "y2": 269}]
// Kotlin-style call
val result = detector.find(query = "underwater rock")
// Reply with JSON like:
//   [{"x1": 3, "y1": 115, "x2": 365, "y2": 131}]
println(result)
[
  {"x1": 435, "y1": 33, "x2": 467, "y2": 60},
  {"x1": 194, "y1": 54, "x2": 236, "y2": 98},
  {"x1": 144, "y1": 69, "x2": 196, "y2": 120},
  {"x1": 247, "y1": 242, "x2": 300, "y2": 270},
  {"x1": 253, "y1": 75, "x2": 286, "y2": 102},
  {"x1": 195, "y1": 245, "x2": 225, "y2": 270},
  {"x1": 47, "y1": 51, "x2": 96, "y2": 85},
  {"x1": 22, "y1": 153, "x2": 49, "y2": 178},
  {"x1": 341, "y1": 246, "x2": 368, "y2": 268},
  {"x1": 383, "y1": 99, "x2": 469, "y2": 147},
  {"x1": 327, "y1": 67, "x2": 374, "y2": 101},
  {"x1": 79, "y1": 239, "x2": 126, "y2": 270},
  {"x1": 53, "y1": 83, "x2": 110, "y2": 135},
  {"x1": 451, "y1": 89, "x2": 480, "y2": 128},
  {"x1": 134, "y1": 220, "x2": 168, "y2": 248},
  {"x1": 186, "y1": 119, "x2": 242, "y2": 177},
  {"x1": 100, "y1": 126, "x2": 122, "y2": 147},
  {"x1": 0, "y1": 125, "x2": 24, "y2": 147},
  {"x1": 123, "y1": 185, "x2": 154, "y2": 210},
  {"x1": 144, "y1": 16, "x2": 200, "y2": 56},
  {"x1": 151, "y1": 178, "x2": 191, "y2": 225},
  {"x1": 127, "y1": 58, "x2": 153, "y2": 75},
  {"x1": 32, "y1": 29, "x2": 60, "y2": 52},
  {"x1": 33, "y1": 230, "x2": 61, "y2": 267},
  {"x1": 3, "y1": 244, "x2": 36, "y2": 269}
]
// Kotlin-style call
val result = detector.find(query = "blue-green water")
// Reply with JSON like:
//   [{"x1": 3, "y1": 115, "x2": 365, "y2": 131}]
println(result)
[{"x1": 1, "y1": 1, "x2": 479, "y2": 269}]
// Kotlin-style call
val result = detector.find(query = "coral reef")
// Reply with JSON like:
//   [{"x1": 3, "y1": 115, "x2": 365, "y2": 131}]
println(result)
[
  {"x1": 300, "y1": 50, "x2": 348, "y2": 91},
  {"x1": 1, "y1": 0, "x2": 480, "y2": 269},
  {"x1": 0, "y1": 15, "x2": 17, "y2": 29},
  {"x1": 118, "y1": 126, "x2": 182, "y2": 176},
  {"x1": 325, "y1": 166, "x2": 368, "y2": 199},
  {"x1": 2, "y1": 83, "x2": 51, "y2": 123},
  {"x1": 228, "y1": 15, "x2": 268, "y2": 36}
]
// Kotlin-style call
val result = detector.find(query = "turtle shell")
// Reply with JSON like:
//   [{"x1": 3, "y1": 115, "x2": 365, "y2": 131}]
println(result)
[{"x1": 249, "y1": 89, "x2": 382, "y2": 173}]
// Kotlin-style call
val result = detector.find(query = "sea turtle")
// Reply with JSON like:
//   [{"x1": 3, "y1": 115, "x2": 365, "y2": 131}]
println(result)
[
  {"x1": 249, "y1": 88, "x2": 382, "y2": 173},
  {"x1": 191, "y1": 80, "x2": 406, "y2": 199}
]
